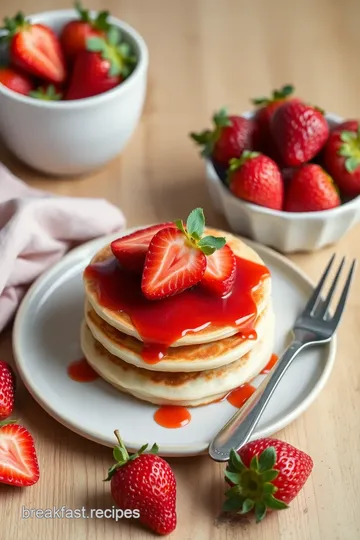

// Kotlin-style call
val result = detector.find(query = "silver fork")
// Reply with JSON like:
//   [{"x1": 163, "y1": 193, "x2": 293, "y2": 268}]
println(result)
[{"x1": 208, "y1": 254, "x2": 356, "y2": 462}]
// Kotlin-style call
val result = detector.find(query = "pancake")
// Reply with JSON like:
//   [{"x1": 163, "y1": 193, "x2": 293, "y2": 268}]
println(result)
[
  {"x1": 83, "y1": 227, "x2": 271, "y2": 346},
  {"x1": 84, "y1": 299, "x2": 274, "y2": 372},
  {"x1": 80, "y1": 318, "x2": 275, "y2": 407}
]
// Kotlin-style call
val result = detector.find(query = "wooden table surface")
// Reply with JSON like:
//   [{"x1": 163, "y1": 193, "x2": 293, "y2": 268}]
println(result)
[{"x1": 1, "y1": 0, "x2": 360, "y2": 539}]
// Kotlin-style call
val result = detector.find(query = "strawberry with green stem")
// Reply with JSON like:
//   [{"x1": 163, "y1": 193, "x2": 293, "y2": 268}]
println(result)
[
  {"x1": 141, "y1": 208, "x2": 227, "y2": 300},
  {"x1": 252, "y1": 84, "x2": 295, "y2": 162},
  {"x1": 105, "y1": 430, "x2": 177, "y2": 535},
  {"x1": 223, "y1": 438, "x2": 313, "y2": 522},
  {"x1": 60, "y1": 1, "x2": 111, "y2": 60},
  {"x1": 190, "y1": 108, "x2": 258, "y2": 167},
  {"x1": 324, "y1": 121, "x2": 360, "y2": 197},
  {"x1": 227, "y1": 150, "x2": 284, "y2": 210},
  {"x1": 65, "y1": 26, "x2": 136, "y2": 100}
]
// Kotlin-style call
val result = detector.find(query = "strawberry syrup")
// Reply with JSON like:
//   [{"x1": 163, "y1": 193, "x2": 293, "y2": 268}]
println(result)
[
  {"x1": 261, "y1": 353, "x2": 279, "y2": 374},
  {"x1": 226, "y1": 383, "x2": 256, "y2": 408},
  {"x1": 153, "y1": 406, "x2": 191, "y2": 428},
  {"x1": 84, "y1": 256, "x2": 269, "y2": 363},
  {"x1": 67, "y1": 358, "x2": 99, "y2": 382}
]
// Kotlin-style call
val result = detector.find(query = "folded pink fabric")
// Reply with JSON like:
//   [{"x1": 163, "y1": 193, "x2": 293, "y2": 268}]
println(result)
[{"x1": 0, "y1": 164, "x2": 126, "y2": 332}]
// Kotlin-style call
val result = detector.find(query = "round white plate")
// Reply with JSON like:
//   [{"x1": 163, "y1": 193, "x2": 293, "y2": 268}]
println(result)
[{"x1": 13, "y1": 232, "x2": 336, "y2": 457}]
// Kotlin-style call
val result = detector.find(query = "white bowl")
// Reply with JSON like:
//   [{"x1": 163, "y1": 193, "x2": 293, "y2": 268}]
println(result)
[
  {"x1": 0, "y1": 9, "x2": 148, "y2": 176},
  {"x1": 205, "y1": 111, "x2": 360, "y2": 253}
]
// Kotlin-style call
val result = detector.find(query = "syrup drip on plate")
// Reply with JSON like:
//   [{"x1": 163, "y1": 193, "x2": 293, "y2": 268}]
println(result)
[
  {"x1": 67, "y1": 358, "x2": 99, "y2": 382},
  {"x1": 153, "y1": 406, "x2": 191, "y2": 428},
  {"x1": 261, "y1": 353, "x2": 278, "y2": 374}
]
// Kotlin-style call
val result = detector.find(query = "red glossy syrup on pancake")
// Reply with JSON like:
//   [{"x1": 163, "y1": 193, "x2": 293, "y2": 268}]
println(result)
[
  {"x1": 67, "y1": 358, "x2": 99, "y2": 382},
  {"x1": 84, "y1": 255, "x2": 269, "y2": 363},
  {"x1": 154, "y1": 406, "x2": 191, "y2": 428},
  {"x1": 226, "y1": 383, "x2": 256, "y2": 408},
  {"x1": 261, "y1": 353, "x2": 278, "y2": 374}
]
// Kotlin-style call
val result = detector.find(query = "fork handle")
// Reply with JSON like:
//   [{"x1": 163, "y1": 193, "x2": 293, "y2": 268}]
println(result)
[{"x1": 208, "y1": 339, "x2": 306, "y2": 462}]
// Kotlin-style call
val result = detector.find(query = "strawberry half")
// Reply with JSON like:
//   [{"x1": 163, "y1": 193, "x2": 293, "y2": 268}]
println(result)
[
  {"x1": 2, "y1": 11, "x2": 66, "y2": 83},
  {"x1": 0, "y1": 361, "x2": 15, "y2": 421},
  {"x1": 141, "y1": 208, "x2": 226, "y2": 300},
  {"x1": 111, "y1": 222, "x2": 176, "y2": 272},
  {"x1": 223, "y1": 437, "x2": 313, "y2": 522},
  {"x1": 0, "y1": 420, "x2": 40, "y2": 487},
  {"x1": 201, "y1": 244, "x2": 236, "y2": 297}
]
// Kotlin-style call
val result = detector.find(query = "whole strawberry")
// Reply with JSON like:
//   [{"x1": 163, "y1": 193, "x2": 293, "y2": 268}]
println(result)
[
  {"x1": 252, "y1": 84, "x2": 295, "y2": 162},
  {"x1": 223, "y1": 437, "x2": 313, "y2": 522},
  {"x1": 324, "y1": 121, "x2": 360, "y2": 197},
  {"x1": 190, "y1": 108, "x2": 257, "y2": 167},
  {"x1": 105, "y1": 430, "x2": 177, "y2": 535},
  {"x1": 226, "y1": 151, "x2": 284, "y2": 210},
  {"x1": 285, "y1": 164, "x2": 340, "y2": 212},
  {"x1": 271, "y1": 100, "x2": 329, "y2": 167},
  {"x1": 0, "y1": 361, "x2": 15, "y2": 420}
]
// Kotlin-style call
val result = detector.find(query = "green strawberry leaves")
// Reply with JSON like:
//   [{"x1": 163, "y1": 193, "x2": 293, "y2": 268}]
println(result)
[
  {"x1": 252, "y1": 84, "x2": 294, "y2": 106},
  {"x1": 29, "y1": 84, "x2": 62, "y2": 101},
  {"x1": 338, "y1": 128, "x2": 360, "y2": 173},
  {"x1": 222, "y1": 447, "x2": 288, "y2": 523},
  {"x1": 86, "y1": 26, "x2": 137, "y2": 78},
  {"x1": 190, "y1": 107, "x2": 232, "y2": 157},
  {"x1": 175, "y1": 208, "x2": 226, "y2": 255},
  {"x1": 75, "y1": 1, "x2": 111, "y2": 31},
  {"x1": 104, "y1": 430, "x2": 159, "y2": 481},
  {"x1": 1, "y1": 11, "x2": 30, "y2": 40}
]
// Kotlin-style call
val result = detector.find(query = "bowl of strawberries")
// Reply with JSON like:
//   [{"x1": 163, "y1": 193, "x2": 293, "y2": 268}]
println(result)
[
  {"x1": 190, "y1": 85, "x2": 360, "y2": 253},
  {"x1": 0, "y1": 4, "x2": 148, "y2": 175}
]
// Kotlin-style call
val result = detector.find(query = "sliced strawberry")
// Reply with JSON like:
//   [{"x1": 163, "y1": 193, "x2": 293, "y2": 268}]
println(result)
[
  {"x1": 3, "y1": 12, "x2": 66, "y2": 83},
  {"x1": 0, "y1": 421, "x2": 40, "y2": 487},
  {"x1": 141, "y1": 228, "x2": 206, "y2": 300},
  {"x1": 201, "y1": 244, "x2": 236, "y2": 297},
  {"x1": 141, "y1": 208, "x2": 226, "y2": 300},
  {"x1": 111, "y1": 223, "x2": 176, "y2": 272},
  {"x1": 0, "y1": 361, "x2": 15, "y2": 421}
]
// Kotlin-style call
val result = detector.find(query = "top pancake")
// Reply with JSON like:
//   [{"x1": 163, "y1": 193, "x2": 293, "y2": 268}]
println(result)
[{"x1": 83, "y1": 227, "x2": 271, "y2": 346}]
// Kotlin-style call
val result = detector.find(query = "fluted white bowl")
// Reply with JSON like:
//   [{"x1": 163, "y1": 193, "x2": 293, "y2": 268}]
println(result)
[{"x1": 205, "y1": 111, "x2": 360, "y2": 253}]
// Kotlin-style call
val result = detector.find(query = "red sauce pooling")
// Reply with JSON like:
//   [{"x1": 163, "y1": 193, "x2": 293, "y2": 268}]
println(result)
[
  {"x1": 226, "y1": 383, "x2": 256, "y2": 408},
  {"x1": 153, "y1": 406, "x2": 191, "y2": 428},
  {"x1": 84, "y1": 255, "x2": 269, "y2": 361},
  {"x1": 261, "y1": 353, "x2": 279, "y2": 374},
  {"x1": 67, "y1": 358, "x2": 99, "y2": 382}
]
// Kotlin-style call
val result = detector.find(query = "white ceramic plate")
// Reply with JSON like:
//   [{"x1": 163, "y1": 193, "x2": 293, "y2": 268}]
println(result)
[{"x1": 13, "y1": 232, "x2": 336, "y2": 457}]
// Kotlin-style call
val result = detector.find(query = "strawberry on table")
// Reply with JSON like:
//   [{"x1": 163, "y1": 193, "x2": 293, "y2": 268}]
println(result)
[
  {"x1": 201, "y1": 244, "x2": 236, "y2": 297},
  {"x1": 60, "y1": 1, "x2": 111, "y2": 61},
  {"x1": 0, "y1": 420, "x2": 40, "y2": 487},
  {"x1": 0, "y1": 66, "x2": 34, "y2": 95},
  {"x1": 284, "y1": 164, "x2": 340, "y2": 212},
  {"x1": 223, "y1": 437, "x2": 313, "y2": 522},
  {"x1": 105, "y1": 430, "x2": 176, "y2": 535},
  {"x1": 65, "y1": 26, "x2": 136, "y2": 100},
  {"x1": 0, "y1": 361, "x2": 15, "y2": 420},
  {"x1": 190, "y1": 108, "x2": 258, "y2": 167},
  {"x1": 324, "y1": 121, "x2": 360, "y2": 197},
  {"x1": 2, "y1": 11, "x2": 66, "y2": 83},
  {"x1": 252, "y1": 84, "x2": 295, "y2": 162},
  {"x1": 271, "y1": 100, "x2": 329, "y2": 167},
  {"x1": 141, "y1": 208, "x2": 226, "y2": 300},
  {"x1": 111, "y1": 222, "x2": 176, "y2": 273},
  {"x1": 226, "y1": 150, "x2": 284, "y2": 210}
]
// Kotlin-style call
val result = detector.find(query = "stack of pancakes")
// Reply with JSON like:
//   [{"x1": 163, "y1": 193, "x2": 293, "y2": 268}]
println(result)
[{"x1": 81, "y1": 228, "x2": 274, "y2": 407}]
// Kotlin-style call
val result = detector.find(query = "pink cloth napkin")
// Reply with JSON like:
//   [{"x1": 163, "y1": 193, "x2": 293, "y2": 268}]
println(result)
[{"x1": 0, "y1": 164, "x2": 126, "y2": 332}]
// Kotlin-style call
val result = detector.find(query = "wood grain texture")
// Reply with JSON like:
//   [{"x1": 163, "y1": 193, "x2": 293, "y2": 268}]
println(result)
[{"x1": 1, "y1": 0, "x2": 360, "y2": 538}]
